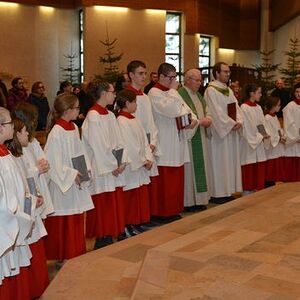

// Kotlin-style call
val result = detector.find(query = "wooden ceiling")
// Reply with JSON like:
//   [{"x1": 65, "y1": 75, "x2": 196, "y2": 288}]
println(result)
[{"x1": 5, "y1": 0, "x2": 299, "y2": 49}]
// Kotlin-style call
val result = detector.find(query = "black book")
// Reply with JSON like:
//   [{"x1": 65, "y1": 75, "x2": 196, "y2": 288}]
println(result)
[
  {"x1": 27, "y1": 177, "x2": 38, "y2": 197},
  {"x1": 71, "y1": 155, "x2": 90, "y2": 182},
  {"x1": 257, "y1": 124, "x2": 268, "y2": 138},
  {"x1": 24, "y1": 196, "x2": 32, "y2": 216},
  {"x1": 112, "y1": 148, "x2": 124, "y2": 167}
]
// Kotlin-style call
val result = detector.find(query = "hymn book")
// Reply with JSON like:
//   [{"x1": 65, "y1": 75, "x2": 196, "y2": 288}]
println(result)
[
  {"x1": 227, "y1": 102, "x2": 237, "y2": 121},
  {"x1": 257, "y1": 124, "x2": 268, "y2": 138},
  {"x1": 71, "y1": 155, "x2": 90, "y2": 182},
  {"x1": 176, "y1": 113, "x2": 192, "y2": 130},
  {"x1": 27, "y1": 177, "x2": 38, "y2": 197},
  {"x1": 24, "y1": 195, "x2": 32, "y2": 216},
  {"x1": 112, "y1": 148, "x2": 124, "y2": 167}
]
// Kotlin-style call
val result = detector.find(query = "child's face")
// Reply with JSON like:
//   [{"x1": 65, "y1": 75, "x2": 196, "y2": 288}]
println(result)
[
  {"x1": 0, "y1": 111, "x2": 14, "y2": 141},
  {"x1": 251, "y1": 87, "x2": 262, "y2": 102},
  {"x1": 130, "y1": 66, "x2": 147, "y2": 87},
  {"x1": 65, "y1": 99, "x2": 80, "y2": 121},
  {"x1": 126, "y1": 99, "x2": 137, "y2": 113},
  {"x1": 105, "y1": 84, "x2": 116, "y2": 106},
  {"x1": 17, "y1": 126, "x2": 29, "y2": 147},
  {"x1": 294, "y1": 88, "x2": 300, "y2": 100},
  {"x1": 274, "y1": 100, "x2": 281, "y2": 113}
]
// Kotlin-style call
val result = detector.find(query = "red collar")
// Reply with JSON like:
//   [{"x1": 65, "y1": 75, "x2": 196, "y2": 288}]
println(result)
[
  {"x1": 294, "y1": 99, "x2": 300, "y2": 105},
  {"x1": 0, "y1": 144, "x2": 9, "y2": 156},
  {"x1": 154, "y1": 82, "x2": 169, "y2": 91},
  {"x1": 126, "y1": 85, "x2": 144, "y2": 96},
  {"x1": 56, "y1": 118, "x2": 75, "y2": 130},
  {"x1": 90, "y1": 103, "x2": 109, "y2": 115},
  {"x1": 244, "y1": 100, "x2": 257, "y2": 106},
  {"x1": 118, "y1": 110, "x2": 135, "y2": 119}
]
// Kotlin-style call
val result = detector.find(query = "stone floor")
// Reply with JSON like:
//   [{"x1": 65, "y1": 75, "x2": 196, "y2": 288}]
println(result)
[{"x1": 42, "y1": 183, "x2": 300, "y2": 300}]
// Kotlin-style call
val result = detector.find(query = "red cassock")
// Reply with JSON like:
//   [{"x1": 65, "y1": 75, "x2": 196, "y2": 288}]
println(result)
[
  {"x1": 44, "y1": 214, "x2": 86, "y2": 260},
  {"x1": 242, "y1": 161, "x2": 266, "y2": 191},
  {"x1": 265, "y1": 157, "x2": 286, "y2": 182},
  {"x1": 153, "y1": 166, "x2": 184, "y2": 217},
  {"x1": 148, "y1": 175, "x2": 160, "y2": 216},
  {"x1": 123, "y1": 185, "x2": 150, "y2": 225},
  {"x1": 86, "y1": 187, "x2": 125, "y2": 238},
  {"x1": 28, "y1": 238, "x2": 49, "y2": 298},
  {"x1": 283, "y1": 157, "x2": 300, "y2": 182}
]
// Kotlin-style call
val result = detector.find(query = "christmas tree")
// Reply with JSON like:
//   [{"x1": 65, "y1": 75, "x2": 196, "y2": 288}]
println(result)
[
  {"x1": 279, "y1": 37, "x2": 300, "y2": 93},
  {"x1": 60, "y1": 50, "x2": 80, "y2": 84},
  {"x1": 97, "y1": 24, "x2": 123, "y2": 83}
]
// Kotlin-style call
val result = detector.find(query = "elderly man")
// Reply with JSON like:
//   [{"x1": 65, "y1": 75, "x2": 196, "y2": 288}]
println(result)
[
  {"x1": 271, "y1": 79, "x2": 290, "y2": 117},
  {"x1": 204, "y1": 62, "x2": 243, "y2": 204},
  {"x1": 178, "y1": 69, "x2": 212, "y2": 211}
]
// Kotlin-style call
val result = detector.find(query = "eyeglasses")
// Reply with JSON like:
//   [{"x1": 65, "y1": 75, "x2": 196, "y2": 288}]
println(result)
[
  {"x1": 164, "y1": 75, "x2": 177, "y2": 80},
  {"x1": 1, "y1": 120, "x2": 13, "y2": 126},
  {"x1": 38, "y1": 86, "x2": 45, "y2": 89}
]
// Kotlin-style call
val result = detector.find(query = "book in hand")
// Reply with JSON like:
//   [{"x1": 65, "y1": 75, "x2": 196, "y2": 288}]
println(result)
[
  {"x1": 257, "y1": 124, "x2": 268, "y2": 138},
  {"x1": 176, "y1": 113, "x2": 192, "y2": 130},
  {"x1": 112, "y1": 148, "x2": 124, "y2": 167},
  {"x1": 227, "y1": 102, "x2": 236, "y2": 121},
  {"x1": 24, "y1": 196, "x2": 32, "y2": 216},
  {"x1": 146, "y1": 133, "x2": 151, "y2": 144},
  {"x1": 27, "y1": 177, "x2": 38, "y2": 197},
  {"x1": 71, "y1": 155, "x2": 90, "y2": 183}
]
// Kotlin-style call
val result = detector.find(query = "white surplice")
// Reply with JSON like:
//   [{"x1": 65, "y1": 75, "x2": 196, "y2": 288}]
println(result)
[
  {"x1": 204, "y1": 80, "x2": 243, "y2": 197},
  {"x1": 148, "y1": 87, "x2": 191, "y2": 166},
  {"x1": 283, "y1": 101, "x2": 300, "y2": 157},
  {"x1": 44, "y1": 123, "x2": 94, "y2": 216},
  {"x1": 264, "y1": 114, "x2": 285, "y2": 159},
  {"x1": 82, "y1": 108, "x2": 128, "y2": 195},
  {"x1": 240, "y1": 102, "x2": 267, "y2": 165},
  {"x1": 183, "y1": 86, "x2": 212, "y2": 206},
  {"x1": 117, "y1": 113, "x2": 152, "y2": 191}
]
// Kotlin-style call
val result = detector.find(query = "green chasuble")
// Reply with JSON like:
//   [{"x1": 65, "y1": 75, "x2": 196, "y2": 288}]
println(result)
[{"x1": 178, "y1": 87, "x2": 208, "y2": 193}]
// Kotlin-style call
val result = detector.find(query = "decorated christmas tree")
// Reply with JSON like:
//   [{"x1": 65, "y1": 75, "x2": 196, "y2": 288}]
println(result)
[
  {"x1": 97, "y1": 24, "x2": 123, "y2": 83},
  {"x1": 279, "y1": 37, "x2": 300, "y2": 93}
]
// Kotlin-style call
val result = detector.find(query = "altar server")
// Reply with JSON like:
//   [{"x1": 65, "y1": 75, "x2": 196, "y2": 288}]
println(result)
[{"x1": 44, "y1": 94, "x2": 94, "y2": 260}]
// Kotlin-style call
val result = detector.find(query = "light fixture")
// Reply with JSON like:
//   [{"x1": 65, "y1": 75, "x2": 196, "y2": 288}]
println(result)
[{"x1": 94, "y1": 6, "x2": 128, "y2": 12}]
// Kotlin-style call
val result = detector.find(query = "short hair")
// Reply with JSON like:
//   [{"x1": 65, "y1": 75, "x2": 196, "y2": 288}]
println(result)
[
  {"x1": 59, "y1": 80, "x2": 72, "y2": 91},
  {"x1": 212, "y1": 62, "x2": 228, "y2": 79},
  {"x1": 115, "y1": 89, "x2": 136, "y2": 110},
  {"x1": 292, "y1": 82, "x2": 300, "y2": 95},
  {"x1": 265, "y1": 96, "x2": 280, "y2": 112},
  {"x1": 13, "y1": 102, "x2": 38, "y2": 141},
  {"x1": 11, "y1": 77, "x2": 22, "y2": 88},
  {"x1": 31, "y1": 81, "x2": 43, "y2": 94},
  {"x1": 127, "y1": 60, "x2": 146, "y2": 77},
  {"x1": 6, "y1": 118, "x2": 25, "y2": 157},
  {"x1": 243, "y1": 84, "x2": 261, "y2": 100},
  {"x1": 157, "y1": 63, "x2": 176, "y2": 77},
  {"x1": 88, "y1": 80, "x2": 111, "y2": 101}
]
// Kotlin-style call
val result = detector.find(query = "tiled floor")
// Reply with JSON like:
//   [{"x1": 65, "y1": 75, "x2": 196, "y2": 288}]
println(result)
[{"x1": 43, "y1": 184, "x2": 300, "y2": 299}]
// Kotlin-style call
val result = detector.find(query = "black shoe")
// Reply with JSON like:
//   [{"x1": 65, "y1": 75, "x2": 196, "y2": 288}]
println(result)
[
  {"x1": 117, "y1": 232, "x2": 127, "y2": 241},
  {"x1": 184, "y1": 206, "x2": 198, "y2": 212},
  {"x1": 151, "y1": 215, "x2": 182, "y2": 224},
  {"x1": 210, "y1": 197, "x2": 228, "y2": 204},
  {"x1": 195, "y1": 205, "x2": 207, "y2": 211},
  {"x1": 94, "y1": 236, "x2": 113, "y2": 250},
  {"x1": 132, "y1": 224, "x2": 146, "y2": 233},
  {"x1": 125, "y1": 225, "x2": 138, "y2": 237}
]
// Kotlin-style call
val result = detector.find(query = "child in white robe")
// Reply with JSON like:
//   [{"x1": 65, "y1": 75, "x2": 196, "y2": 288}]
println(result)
[
  {"x1": 264, "y1": 96, "x2": 286, "y2": 185},
  {"x1": 82, "y1": 81, "x2": 128, "y2": 248},
  {"x1": 282, "y1": 83, "x2": 300, "y2": 181},
  {"x1": 7, "y1": 117, "x2": 50, "y2": 299},
  {"x1": 116, "y1": 89, "x2": 153, "y2": 235},
  {"x1": 126, "y1": 60, "x2": 160, "y2": 219},
  {"x1": 0, "y1": 107, "x2": 33, "y2": 300},
  {"x1": 240, "y1": 84, "x2": 268, "y2": 193},
  {"x1": 44, "y1": 93, "x2": 94, "y2": 261}
]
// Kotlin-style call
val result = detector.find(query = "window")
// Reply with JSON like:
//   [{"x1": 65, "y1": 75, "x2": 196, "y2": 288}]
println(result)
[
  {"x1": 165, "y1": 12, "x2": 182, "y2": 80},
  {"x1": 199, "y1": 36, "x2": 211, "y2": 85},
  {"x1": 79, "y1": 9, "x2": 84, "y2": 83}
]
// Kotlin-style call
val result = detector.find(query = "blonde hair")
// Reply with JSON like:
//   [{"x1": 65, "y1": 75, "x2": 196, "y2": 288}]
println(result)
[{"x1": 0, "y1": 107, "x2": 10, "y2": 123}]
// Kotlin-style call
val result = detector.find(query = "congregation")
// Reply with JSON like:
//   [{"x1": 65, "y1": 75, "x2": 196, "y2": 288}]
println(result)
[{"x1": 0, "y1": 60, "x2": 300, "y2": 300}]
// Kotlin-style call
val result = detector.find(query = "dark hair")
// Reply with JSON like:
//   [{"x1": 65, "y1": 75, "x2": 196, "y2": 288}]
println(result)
[
  {"x1": 31, "y1": 81, "x2": 43, "y2": 94},
  {"x1": 292, "y1": 82, "x2": 300, "y2": 95},
  {"x1": 212, "y1": 62, "x2": 228, "y2": 79},
  {"x1": 46, "y1": 93, "x2": 78, "y2": 133},
  {"x1": 265, "y1": 96, "x2": 280, "y2": 112},
  {"x1": 6, "y1": 118, "x2": 26, "y2": 157},
  {"x1": 157, "y1": 63, "x2": 176, "y2": 77},
  {"x1": 115, "y1": 89, "x2": 136, "y2": 111},
  {"x1": 11, "y1": 77, "x2": 22, "y2": 88},
  {"x1": 88, "y1": 80, "x2": 111, "y2": 102},
  {"x1": 127, "y1": 60, "x2": 146, "y2": 78},
  {"x1": 243, "y1": 84, "x2": 261, "y2": 100},
  {"x1": 59, "y1": 80, "x2": 72, "y2": 92},
  {"x1": 13, "y1": 102, "x2": 38, "y2": 141}
]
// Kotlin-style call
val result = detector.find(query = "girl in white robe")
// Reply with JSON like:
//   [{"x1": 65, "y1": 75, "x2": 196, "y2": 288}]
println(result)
[
  {"x1": 282, "y1": 83, "x2": 300, "y2": 181},
  {"x1": 264, "y1": 96, "x2": 286, "y2": 184},
  {"x1": 44, "y1": 94, "x2": 94, "y2": 261},
  {"x1": 0, "y1": 108, "x2": 32, "y2": 300},
  {"x1": 116, "y1": 90, "x2": 153, "y2": 234},
  {"x1": 82, "y1": 81, "x2": 128, "y2": 248},
  {"x1": 240, "y1": 85, "x2": 268, "y2": 193}
]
